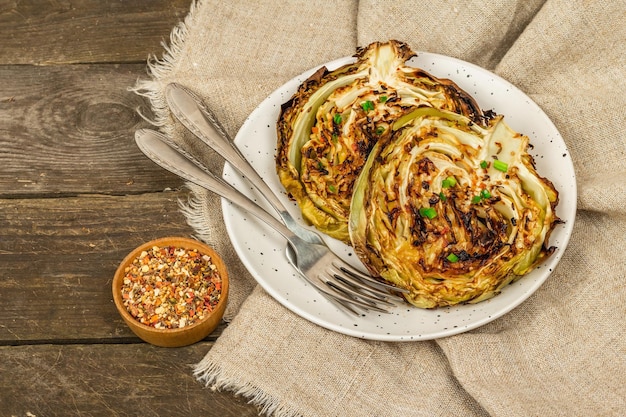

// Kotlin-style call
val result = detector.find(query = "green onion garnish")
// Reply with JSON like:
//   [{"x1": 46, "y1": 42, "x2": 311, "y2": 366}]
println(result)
[
  {"x1": 471, "y1": 195, "x2": 483, "y2": 204},
  {"x1": 480, "y1": 189, "x2": 491, "y2": 199},
  {"x1": 419, "y1": 207, "x2": 437, "y2": 219},
  {"x1": 376, "y1": 126, "x2": 385, "y2": 135},
  {"x1": 361, "y1": 100, "x2": 375, "y2": 112},
  {"x1": 379, "y1": 95, "x2": 388, "y2": 103},
  {"x1": 493, "y1": 159, "x2": 508, "y2": 172},
  {"x1": 439, "y1": 192, "x2": 447, "y2": 202},
  {"x1": 480, "y1": 160, "x2": 488, "y2": 169},
  {"x1": 446, "y1": 253, "x2": 459, "y2": 262},
  {"x1": 333, "y1": 113, "x2": 342, "y2": 124},
  {"x1": 441, "y1": 176, "x2": 457, "y2": 188},
  {"x1": 328, "y1": 184, "x2": 337, "y2": 193}
]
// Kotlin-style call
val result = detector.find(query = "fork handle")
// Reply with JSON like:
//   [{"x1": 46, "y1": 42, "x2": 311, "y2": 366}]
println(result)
[
  {"x1": 165, "y1": 83, "x2": 286, "y2": 212},
  {"x1": 165, "y1": 83, "x2": 324, "y2": 245},
  {"x1": 135, "y1": 129, "x2": 295, "y2": 242}
]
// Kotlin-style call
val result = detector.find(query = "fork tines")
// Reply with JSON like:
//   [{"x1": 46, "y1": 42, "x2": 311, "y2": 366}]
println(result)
[{"x1": 320, "y1": 264, "x2": 409, "y2": 314}]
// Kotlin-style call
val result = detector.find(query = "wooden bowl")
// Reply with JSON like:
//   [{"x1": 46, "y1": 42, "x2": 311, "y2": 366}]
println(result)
[{"x1": 112, "y1": 237, "x2": 229, "y2": 347}]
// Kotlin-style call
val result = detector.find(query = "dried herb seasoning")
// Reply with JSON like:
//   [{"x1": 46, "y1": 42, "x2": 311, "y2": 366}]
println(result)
[{"x1": 121, "y1": 245, "x2": 222, "y2": 329}]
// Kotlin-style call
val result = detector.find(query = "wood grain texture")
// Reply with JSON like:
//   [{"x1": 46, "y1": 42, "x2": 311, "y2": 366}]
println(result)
[
  {"x1": 0, "y1": 0, "x2": 191, "y2": 64},
  {"x1": 0, "y1": 1, "x2": 262, "y2": 415},
  {"x1": 0, "y1": 64, "x2": 188, "y2": 197},
  {"x1": 0, "y1": 343, "x2": 260, "y2": 417},
  {"x1": 0, "y1": 191, "x2": 202, "y2": 343}
]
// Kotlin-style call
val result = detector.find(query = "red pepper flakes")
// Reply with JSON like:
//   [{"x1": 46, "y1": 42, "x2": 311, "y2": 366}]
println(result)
[{"x1": 121, "y1": 245, "x2": 222, "y2": 329}]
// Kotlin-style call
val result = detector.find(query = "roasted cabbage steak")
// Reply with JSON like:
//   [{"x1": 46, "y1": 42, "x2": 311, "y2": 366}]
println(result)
[
  {"x1": 276, "y1": 40, "x2": 484, "y2": 243},
  {"x1": 276, "y1": 40, "x2": 561, "y2": 308},
  {"x1": 349, "y1": 108, "x2": 560, "y2": 308}
]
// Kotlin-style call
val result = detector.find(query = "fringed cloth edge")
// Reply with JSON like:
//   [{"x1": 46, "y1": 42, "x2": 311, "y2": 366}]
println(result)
[
  {"x1": 194, "y1": 355, "x2": 305, "y2": 417},
  {"x1": 129, "y1": 0, "x2": 202, "y2": 136},
  {"x1": 129, "y1": 3, "x2": 303, "y2": 414}
]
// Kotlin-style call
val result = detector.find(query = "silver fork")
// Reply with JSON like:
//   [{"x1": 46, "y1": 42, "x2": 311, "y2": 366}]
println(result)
[
  {"x1": 164, "y1": 82, "x2": 321, "y2": 245},
  {"x1": 135, "y1": 129, "x2": 403, "y2": 314},
  {"x1": 163, "y1": 84, "x2": 406, "y2": 295}
]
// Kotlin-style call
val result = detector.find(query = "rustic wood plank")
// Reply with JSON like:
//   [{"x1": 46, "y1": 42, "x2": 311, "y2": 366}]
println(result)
[
  {"x1": 0, "y1": 1, "x2": 261, "y2": 414},
  {"x1": 0, "y1": 191, "x2": 231, "y2": 343},
  {"x1": 0, "y1": 0, "x2": 192, "y2": 64},
  {"x1": 0, "y1": 63, "x2": 192, "y2": 197},
  {"x1": 0, "y1": 342, "x2": 260, "y2": 416}
]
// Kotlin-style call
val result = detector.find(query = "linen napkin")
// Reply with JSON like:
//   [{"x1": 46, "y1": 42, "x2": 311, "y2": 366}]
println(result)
[{"x1": 133, "y1": 1, "x2": 626, "y2": 416}]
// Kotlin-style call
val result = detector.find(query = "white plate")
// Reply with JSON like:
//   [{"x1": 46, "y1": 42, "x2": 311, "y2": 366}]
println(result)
[{"x1": 222, "y1": 52, "x2": 577, "y2": 341}]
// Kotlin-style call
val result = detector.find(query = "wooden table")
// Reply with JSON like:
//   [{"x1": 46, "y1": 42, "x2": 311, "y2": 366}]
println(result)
[{"x1": 0, "y1": 2, "x2": 260, "y2": 415}]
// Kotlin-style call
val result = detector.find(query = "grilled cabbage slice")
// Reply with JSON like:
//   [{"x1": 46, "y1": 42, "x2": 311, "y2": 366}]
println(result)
[
  {"x1": 276, "y1": 40, "x2": 484, "y2": 243},
  {"x1": 349, "y1": 108, "x2": 560, "y2": 308}
]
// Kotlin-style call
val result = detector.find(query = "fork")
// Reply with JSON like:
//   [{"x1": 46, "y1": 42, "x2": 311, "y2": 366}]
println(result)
[
  {"x1": 163, "y1": 84, "x2": 406, "y2": 294},
  {"x1": 135, "y1": 129, "x2": 403, "y2": 314},
  {"x1": 164, "y1": 82, "x2": 322, "y2": 245}
]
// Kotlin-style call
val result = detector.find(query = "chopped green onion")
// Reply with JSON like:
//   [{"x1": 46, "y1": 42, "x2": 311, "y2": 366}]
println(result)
[
  {"x1": 493, "y1": 159, "x2": 508, "y2": 172},
  {"x1": 361, "y1": 100, "x2": 375, "y2": 112},
  {"x1": 331, "y1": 133, "x2": 338, "y2": 143},
  {"x1": 375, "y1": 126, "x2": 385, "y2": 135},
  {"x1": 419, "y1": 207, "x2": 437, "y2": 219},
  {"x1": 480, "y1": 160, "x2": 488, "y2": 169},
  {"x1": 480, "y1": 189, "x2": 492, "y2": 199},
  {"x1": 333, "y1": 113, "x2": 342, "y2": 124},
  {"x1": 328, "y1": 184, "x2": 337, "y2": 193},
  {"x1": 379, "y1": 95, "x2": 388, "y2": 103},
  {"x1": 446, "y1": 253, "x2": 459, "y2": 262},
  {"x1": 441, "y1": 176, "x2": 457, "y2": 188},
  {"x1": 471, "y1": 195, "x2": 483, "y2": 204},
  {"x1": 439, "y1": 192, "x2": 447, "y2": 202}
]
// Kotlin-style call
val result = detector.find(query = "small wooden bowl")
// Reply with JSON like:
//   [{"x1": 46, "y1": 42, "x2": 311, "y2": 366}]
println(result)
[{"x1": 112, "y1": 237, "x2": 228, "y2": 347}]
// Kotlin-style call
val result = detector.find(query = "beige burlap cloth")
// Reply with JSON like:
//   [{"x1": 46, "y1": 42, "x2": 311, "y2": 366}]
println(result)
[{"x1": 134, "y1": 1, "x2": 626, "y2": 415}]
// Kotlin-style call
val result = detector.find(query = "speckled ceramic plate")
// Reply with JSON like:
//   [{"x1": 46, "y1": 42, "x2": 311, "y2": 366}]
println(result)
[{"x1": 221, "y1": 52, "x2": 577, "y2": 341}]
